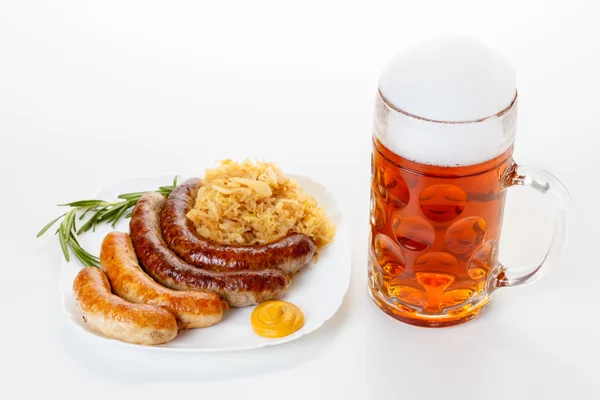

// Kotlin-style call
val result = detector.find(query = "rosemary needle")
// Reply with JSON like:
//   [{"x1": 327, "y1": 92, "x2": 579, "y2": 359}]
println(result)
[{"x1": 38, "y1": 176, "x2": 178, "y2": 267}]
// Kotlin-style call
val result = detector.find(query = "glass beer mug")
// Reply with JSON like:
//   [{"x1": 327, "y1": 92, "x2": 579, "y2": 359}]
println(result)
[{"x1": 368, "y1": 37, "x2": 569, "y2": 327}]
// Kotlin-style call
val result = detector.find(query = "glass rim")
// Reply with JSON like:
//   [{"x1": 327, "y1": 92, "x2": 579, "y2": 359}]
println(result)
[{"x1": 378, "y1": 90, "x2": 518, "y2": 125}]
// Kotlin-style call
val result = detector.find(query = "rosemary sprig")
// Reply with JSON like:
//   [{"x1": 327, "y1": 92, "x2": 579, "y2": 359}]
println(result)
[{"x1": 37, "y1": 176, "x2": 178, "y2": 267}]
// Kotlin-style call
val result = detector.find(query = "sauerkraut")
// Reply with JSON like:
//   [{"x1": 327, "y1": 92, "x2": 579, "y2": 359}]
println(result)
[{"x1": 186, "y1": 160, "x2": 335, "y2": 248}]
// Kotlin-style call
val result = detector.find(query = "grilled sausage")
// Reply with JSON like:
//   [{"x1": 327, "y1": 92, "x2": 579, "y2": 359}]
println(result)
[
  {"x1": 130, "y1": 192, "x2": 289, "y2": 307},
  {"x1": 73, "y1": 267, "x2": 178, "y2": 345},
  {"x1": 161, "y1": 178, "x2": 316, "y2": 274},
  {"x1": 100, "y1": 232, "x2": 227, "y2": 329}
]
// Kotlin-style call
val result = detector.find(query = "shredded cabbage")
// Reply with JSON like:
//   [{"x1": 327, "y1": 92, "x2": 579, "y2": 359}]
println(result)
[{"x1": 186, "y1": 160, "x2": 335, "y2": 248}]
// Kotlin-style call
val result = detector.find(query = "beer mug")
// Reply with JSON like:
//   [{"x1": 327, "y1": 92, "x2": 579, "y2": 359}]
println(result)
[{"x1": 368, "y1": 37, "x2": 569, "y2": 327}]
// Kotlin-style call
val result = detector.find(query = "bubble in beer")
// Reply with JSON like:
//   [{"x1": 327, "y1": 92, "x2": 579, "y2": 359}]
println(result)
[
  {"x1": 419, "y1": 184, "x2": 467, "y2": 222},
  {"x1": 374, "y1": 234, "x2": 406, "y2": 276},
  {"x1": 391, "y1": 214, "x2": 435, "y2": 251},
  {"x1": 376, "y1": 36, "x2": 517, "y2": 167},
  {"x1": 445, "y1": 216, "x2": 487, "y2": 255}
]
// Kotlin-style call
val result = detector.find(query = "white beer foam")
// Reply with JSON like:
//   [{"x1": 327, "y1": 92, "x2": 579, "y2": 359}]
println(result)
[{"x1": 375, "y1": 36, "x2": 517, "y2": 167}]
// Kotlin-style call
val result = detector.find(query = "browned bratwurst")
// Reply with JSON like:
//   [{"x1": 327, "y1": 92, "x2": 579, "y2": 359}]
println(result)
[
  {"x1": 130, "y1": 192, "x2": 289, "y2": 307},
  {"x1": 161, "y1": 178, "x2": 316, "y2": 274},
  {"x1": 73, "y1": 267, "x2": 178, "y2": 345},
  {"x1": 100, "y1": 232, "x2": 227, "y2": 329}
]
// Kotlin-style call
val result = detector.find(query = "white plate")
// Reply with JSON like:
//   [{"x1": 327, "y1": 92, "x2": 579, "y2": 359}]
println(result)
[{"x1": 60, "y1": 173, "x2": 350, "y2": 352}]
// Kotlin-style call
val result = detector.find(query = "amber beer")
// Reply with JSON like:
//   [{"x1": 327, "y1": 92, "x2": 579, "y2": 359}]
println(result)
[{"x1": 369, "y1": 136, "x2": 512, "y2": 327}]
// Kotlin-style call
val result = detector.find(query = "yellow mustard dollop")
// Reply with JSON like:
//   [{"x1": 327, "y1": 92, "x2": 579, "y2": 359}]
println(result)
[{"x1": 251, "y1": 300, "x2": 305, "y2": 338}]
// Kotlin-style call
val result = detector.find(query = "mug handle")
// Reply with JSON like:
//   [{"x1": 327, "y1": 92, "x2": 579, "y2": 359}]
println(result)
[{"x1": 495, "y1": 163, "x2": 571, "y2": 288}]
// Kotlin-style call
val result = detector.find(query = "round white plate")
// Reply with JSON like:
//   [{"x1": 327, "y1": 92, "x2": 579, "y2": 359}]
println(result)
[{"x1": 60, "y1": 173, "x2": 350, "y2": 352}]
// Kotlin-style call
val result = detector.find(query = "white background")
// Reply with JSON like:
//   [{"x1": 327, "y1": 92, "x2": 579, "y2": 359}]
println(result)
[{"x1": 1, "y1": 0, "x2": 599, "y2": 399}]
